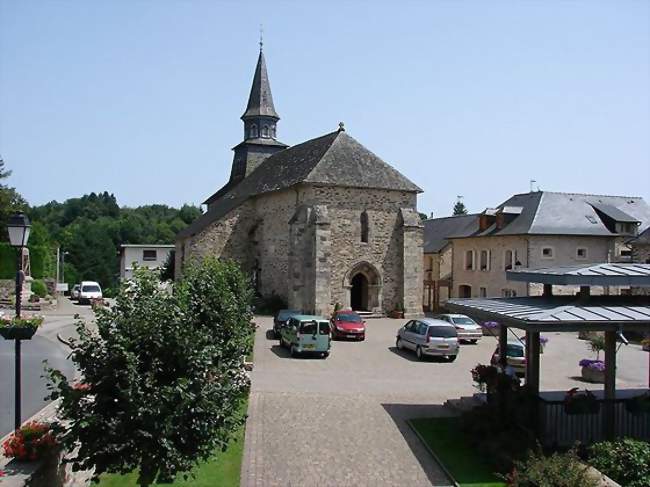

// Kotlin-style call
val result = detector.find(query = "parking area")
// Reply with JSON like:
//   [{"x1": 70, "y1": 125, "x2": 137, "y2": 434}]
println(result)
[{"x1": 242, "y1": 316, "x2": 648, "y2": 486}]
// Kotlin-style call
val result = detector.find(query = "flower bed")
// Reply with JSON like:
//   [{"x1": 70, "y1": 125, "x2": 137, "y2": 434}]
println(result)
[
  {"x1": 0, "y1": 314, "x2": 44, "y2": 340},
  {"x1": 481, "y1": 321, "x2": 499, "y2": 336},
  {"x1": 579, "y1": 359, "x2": 605, "y2": 383},
  {"x1": 2, "y1": 422, "x2": 57, "y2": 461}
]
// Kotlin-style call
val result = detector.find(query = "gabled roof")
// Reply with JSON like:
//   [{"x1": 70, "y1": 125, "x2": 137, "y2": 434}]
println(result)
[
  {"x1": 423, "y1": 214, "x2": 477, "y2": 253},
  {"x1": 242, "y1": 50, "x2": 278, "y2": 119},
  {"x1": 179, "y1": 129, "x2": 420, "y2": 238},
  {"x1": 630, "y1": 226, "x2": 650, "y2": 245},
  {"x1": 590, "y1": 202, "x2": 639, "y2": 224}
]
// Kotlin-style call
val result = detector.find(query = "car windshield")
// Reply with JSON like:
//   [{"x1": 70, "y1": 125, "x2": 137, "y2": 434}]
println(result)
[
  {"x1": 278, "y1": 310, "x2": 299, "y2": 320},
  {"x1": 337, "y1": 313, "x2": 362, "y2": 322},
  {"x1": 82, "y1": 285, "x2": 100, "y2": 293},
  {"x1": 507, "y1": 344, "x2": 525, "y2": 357},
  {"x1": 451, "y1": 317, "x2": 476, "y2": 326},
  {"x1": 428, "y1": 326, "x2": 457, "y2": 338}
]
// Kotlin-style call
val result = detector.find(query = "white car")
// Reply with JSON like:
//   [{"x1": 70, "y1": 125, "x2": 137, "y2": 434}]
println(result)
[
  {"x1": 436, "y1": 314, "x2": 483, "y2": 343},
  {"x1": 70, "y1": 284, "x2": 81, "y2": 301},
  {"x1": 78, "y1": 281, "x2": 102, "y2": 305}
]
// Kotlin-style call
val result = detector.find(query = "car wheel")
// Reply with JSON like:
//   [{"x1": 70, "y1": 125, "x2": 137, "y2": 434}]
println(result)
[
  {"x1": 396, "y1": 337, "x2": 403, "y2": 350},
  {"x1": 470, "y1": 339, "x2": 478, "y2": 344},
  {"x1": 416, "y1": 346, "x2": 424, "y2": 361},
  {"x1": 290, "y1": 345, "x2": 297, "y2": 357},
  {"x1": 322, "y1": 352, "x2": 329, "y2": 358},
  {"x1": 447, "y1": 355, "x2": 457, "y2": 363}
]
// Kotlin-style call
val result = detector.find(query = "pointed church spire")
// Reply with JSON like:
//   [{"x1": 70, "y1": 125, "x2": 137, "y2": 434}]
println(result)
[{"x1": 242, "y1": 49, "x2": 279, "y2": 120}]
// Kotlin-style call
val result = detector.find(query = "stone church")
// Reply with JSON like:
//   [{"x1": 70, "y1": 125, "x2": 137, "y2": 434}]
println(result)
[{"x1": 175, "y1": 48, "x2": 423, "y2": 317}]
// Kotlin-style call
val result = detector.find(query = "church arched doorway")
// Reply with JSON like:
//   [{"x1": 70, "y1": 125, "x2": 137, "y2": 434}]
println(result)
[
  {"x1": 343, "y1": 261, "x2": 382, "y2": 313},
  {"x1": 351, "y1": 273, "x2": 369, "y2": 311}
]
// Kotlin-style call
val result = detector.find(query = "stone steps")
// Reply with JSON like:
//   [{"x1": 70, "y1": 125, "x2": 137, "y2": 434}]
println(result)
[
  {"x1": 444, "y1": 394, "x2": 484, "y2": 414},
  {"x1": 356, "y1": 310, "x2": 385, "y2": 319}
]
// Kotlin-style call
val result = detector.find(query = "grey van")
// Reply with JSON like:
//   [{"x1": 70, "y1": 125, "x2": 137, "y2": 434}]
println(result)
[
  {"x1": 396, "y1": 318, "x2": 459, "y2": 361},
  {"x1": 279, "y1": 314, "x2": 331, "y2": 358}
]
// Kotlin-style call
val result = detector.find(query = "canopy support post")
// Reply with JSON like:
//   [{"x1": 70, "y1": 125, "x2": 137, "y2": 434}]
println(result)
[{"x1": 603, "y1": 330, "x2": 617, "y2": 440}]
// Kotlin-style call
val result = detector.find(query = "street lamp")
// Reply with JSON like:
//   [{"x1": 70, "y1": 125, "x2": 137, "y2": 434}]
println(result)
[{"x1": 7, "y1": 212, "x2": 31, "y2": 431}]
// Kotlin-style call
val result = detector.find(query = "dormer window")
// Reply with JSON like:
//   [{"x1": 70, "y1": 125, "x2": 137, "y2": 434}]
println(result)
[{"x1": 249, "y1": 124, "x2": 258, "y2": 138}]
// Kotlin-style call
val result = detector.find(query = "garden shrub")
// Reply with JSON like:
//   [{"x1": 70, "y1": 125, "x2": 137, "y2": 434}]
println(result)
[
  {"x1": 502, "y1": 447, "x2": 597, "y2": 487},
  {"x1": 46, "y1": 259, "x2": 255, "y2": 486},
  {"x1": 588, "y1": 438, "x2": 650, "y2": 487},
  {"x1": 31, "y1": 279, "x2": 47, "y2": 298}
]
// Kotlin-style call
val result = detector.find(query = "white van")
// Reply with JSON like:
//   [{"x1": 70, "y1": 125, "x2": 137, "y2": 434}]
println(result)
[{"x1": 78, "y1": 281, "x2": 103, "y2": 304}]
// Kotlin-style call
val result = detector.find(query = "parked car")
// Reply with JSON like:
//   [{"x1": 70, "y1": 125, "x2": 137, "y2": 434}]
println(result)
[
  {"x1": 490, "y1": 341, "x2": 526, "y2": 376},
  {"x1": 70, "y1": 284, "x2": 81, "y2": 301},
  {"x1": 78, "y1": 281, "x2": 102, "y2": 305},
  {"x1": 279, "y1": 314, "x2": 331, "y2": 358},
  {"x1": 273, "y1": 309, "x2": 300, "y2": 338},
  {"x1": 330, "y1": 310, "x2": 366, "y2": 340},
  {"x1": 395, "y1": 318, "x2": 459, "y2": 361},
  {"x1": 436, "y1": 314, "x2": 482, "y2": 343}
]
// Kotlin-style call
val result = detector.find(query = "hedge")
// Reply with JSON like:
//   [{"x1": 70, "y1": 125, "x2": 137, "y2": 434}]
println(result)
[{"x1": 0, "y1": 242, "x2": 54, "y2": 279}]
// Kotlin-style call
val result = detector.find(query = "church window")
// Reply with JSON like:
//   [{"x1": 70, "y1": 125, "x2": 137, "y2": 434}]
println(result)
[
  {"x1": 249, "y1": 124, "x2": 258, "y2": 138},
  {"x1": 271, "y1": 126, "x2": 276, "y2": 138},
  {"x1": 262, "y1": 125, "x2": 269, "y2": 137},
  {"x1": 360, "y1": 211, "x2": 369, "y2": 243}
]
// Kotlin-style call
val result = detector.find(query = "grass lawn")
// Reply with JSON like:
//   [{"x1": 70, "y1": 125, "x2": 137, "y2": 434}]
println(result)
[
  {"x1": 98, "y1": 400, "x2": 248, "y2": 487},
  {"x1": 409, "y1": 417, "x2": 505, "y2": 487}
]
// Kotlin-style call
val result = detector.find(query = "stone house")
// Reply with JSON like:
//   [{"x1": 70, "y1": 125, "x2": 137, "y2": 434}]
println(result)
[
  {"x1": 629, "y1": 227, "x2": 650, "y2": 296},
  {"x1": 424, "y1": 191, "x2": 650, "y2": 305},
  {"x1": 175, "y1": 49, "x2": 423, "y2": 317}
]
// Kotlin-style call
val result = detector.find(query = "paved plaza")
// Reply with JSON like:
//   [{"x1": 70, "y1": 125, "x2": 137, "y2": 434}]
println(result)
[{"x1": 241, "y1": 315, "x2": 649, "y2": 487}]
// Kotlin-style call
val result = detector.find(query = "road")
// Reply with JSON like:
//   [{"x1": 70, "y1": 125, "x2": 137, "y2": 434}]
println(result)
[
  {"x1": 0, "y1": 298, "x2": 94, "y2": 437},
  {"x1": 241, "y1": 316, "x2": 649, "y2": 487}
]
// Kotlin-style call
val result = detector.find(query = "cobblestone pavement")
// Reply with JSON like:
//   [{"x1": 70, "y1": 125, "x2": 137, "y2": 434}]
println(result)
[{"x1": 241, "y1": 316, "x2": 649, "y2": 487}]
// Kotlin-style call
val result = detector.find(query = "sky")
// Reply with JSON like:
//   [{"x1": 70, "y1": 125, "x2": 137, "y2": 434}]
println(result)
[{"x1": 1, "y1": 0, "x2": 648, "y2": 218}]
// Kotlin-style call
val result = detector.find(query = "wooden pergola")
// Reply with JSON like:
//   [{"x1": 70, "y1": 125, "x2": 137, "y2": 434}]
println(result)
[{"x1": 447, "y1": 263, "x2": 650, "y2": 441}]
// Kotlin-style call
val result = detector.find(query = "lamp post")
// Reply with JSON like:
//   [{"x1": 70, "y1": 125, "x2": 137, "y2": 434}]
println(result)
[{"x1": 7, "y1": 212, "x2": 31, "y2": 431}]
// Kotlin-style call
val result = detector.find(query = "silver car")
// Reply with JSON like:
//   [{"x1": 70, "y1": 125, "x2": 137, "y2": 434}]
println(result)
[
  {"x1": 437, "y1": 314, "x2": 482, "y2": 343},
  {"x1": 395, "y1": 318, "x2": 459, "y2": 361}
]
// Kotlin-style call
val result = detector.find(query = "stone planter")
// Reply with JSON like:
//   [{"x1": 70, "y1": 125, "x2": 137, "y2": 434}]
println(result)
[
  {"x1": 389, "y1": 310, "x2": 404, "y2": 319},
  {"x1": 581, "y1": 365, "x2": 605, "y2": 383}
]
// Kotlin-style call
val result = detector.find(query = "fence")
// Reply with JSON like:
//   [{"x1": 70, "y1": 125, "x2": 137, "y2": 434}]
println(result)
[{"x1": 538, "y1": 396, "x2": 650, "y2": 447}]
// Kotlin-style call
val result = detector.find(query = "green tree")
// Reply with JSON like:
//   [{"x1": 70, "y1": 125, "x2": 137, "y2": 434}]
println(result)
[
  {"x1": 453, "y1": 199, "x2": 467, "y2": 215},
  {"x1": 0, "y1": 159, "x2": 28, "y2": 241},
  {"x1": 47, "y1": 260, "x2": 254, "y2": 486}
]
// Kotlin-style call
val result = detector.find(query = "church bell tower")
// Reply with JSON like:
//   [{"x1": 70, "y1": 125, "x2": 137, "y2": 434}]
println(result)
[{"x1": 229, "y1": 44, "x2": 288, "y2": 184}]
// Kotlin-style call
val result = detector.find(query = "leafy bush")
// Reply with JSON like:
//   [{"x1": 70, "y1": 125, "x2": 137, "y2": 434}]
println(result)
[
  {"x1": 588, "y1": 438, "x2": 650, "y2": 487},
  {"x1": 31, "y1": 279, "x2": 47, "y2": 298},
  {"x1": 502, "y1": 447, "x2": 597, "y2": 487},
  {"x1": 46, "y1": 259, "x2": 254, "y2": 486}
]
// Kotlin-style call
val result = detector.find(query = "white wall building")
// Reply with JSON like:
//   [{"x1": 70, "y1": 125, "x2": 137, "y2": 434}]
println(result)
[{"x1": 119, "y1": 244, "x2": 175, "y2": 281}]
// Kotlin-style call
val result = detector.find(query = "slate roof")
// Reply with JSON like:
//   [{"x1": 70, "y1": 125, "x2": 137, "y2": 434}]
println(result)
[
  {"x1": 179, "y1": 129, "x2": 421, "y2": 238},
  {"x1": 506, "y1": 263, "x2": 650, "y2": 286},
  {"x1": 630, "y1": 227, "x2": 650, "y2": 245},
  {"x1": 242, "y1": 50, "x2": 278, "y2": 119},
  {"x1": 423, "y1": 214, "x2": 477, "y2": 253},
  {"x1": 446, "y1": 296, "x2": 650, "y2": 331}
]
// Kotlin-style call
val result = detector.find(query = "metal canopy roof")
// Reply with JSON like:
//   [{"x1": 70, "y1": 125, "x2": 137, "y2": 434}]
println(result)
[
  {"x1": 446, "y1": 296, "x2": 650, "y2": 332},
  {"x1": 506, "y1": 263, "x2": 650, "y2": 287}
]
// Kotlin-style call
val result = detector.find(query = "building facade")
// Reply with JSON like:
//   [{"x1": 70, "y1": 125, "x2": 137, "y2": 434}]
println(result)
[
  {"x1": 176, "y1": 49, "x2": 423, "y2": 317},
  {"x1": 424, "y1": 191, "x2": 650, "y2": 305},
  {"x1": 119, "y1": 244, "x2": 175, "y2": 281}
]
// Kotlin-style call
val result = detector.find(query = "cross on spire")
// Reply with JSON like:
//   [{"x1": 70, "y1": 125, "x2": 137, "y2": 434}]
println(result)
[{"x1": 259, "y1": 24, "x2": 263, "y2": 52}]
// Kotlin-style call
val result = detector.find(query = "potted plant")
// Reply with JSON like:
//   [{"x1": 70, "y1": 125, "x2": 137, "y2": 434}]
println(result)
[
  {"x1": 471, "y1": 363, "x2": 498, "y2": 393},
  {"x1": 539, "y1": 335, "x2": 549, "y2": 354},
  {"x1": 625, "y1": 392, "x2": 650, "y2": 415},
  {"x1": 564, "y1": 388, "x2": 600, "y2": 415},
  {"x1": 642, "y1": 337, "x2": 650, "y2": 352},
  {"x1": 481, "y1": 321, "x2": 499, "y2": 337},
  {"x1": 389, "y1": 302, "x2": 404, "y2": 319},
  {"x1": 0, "y1": 314, "x2": 44, "y2": 340},
  {"x1": 2, "y1": 421, "x2": 58, "y2": 461},
  {"x1": 579, "y1": 359, "x2": 606, "y2": 383}
]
